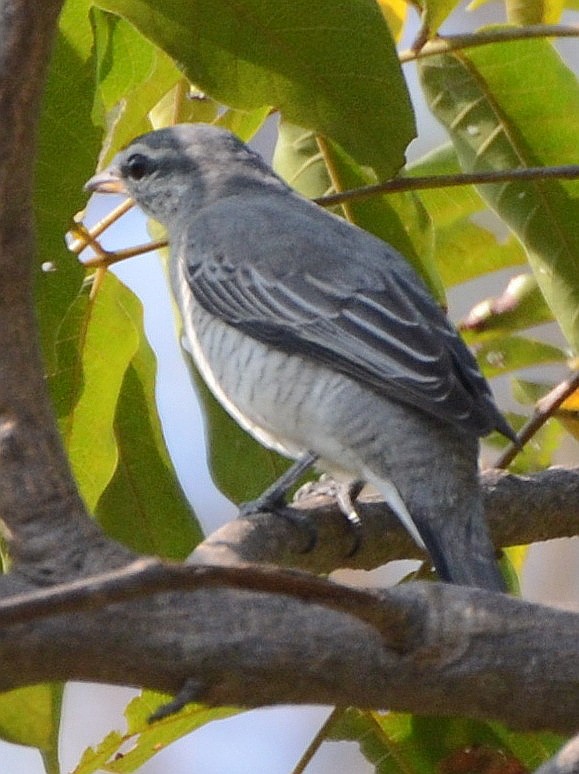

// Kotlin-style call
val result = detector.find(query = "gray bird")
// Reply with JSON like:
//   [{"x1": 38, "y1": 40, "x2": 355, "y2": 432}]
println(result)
[{"x1": 86, "y1": 123, "x2": 515, "y2": 591}]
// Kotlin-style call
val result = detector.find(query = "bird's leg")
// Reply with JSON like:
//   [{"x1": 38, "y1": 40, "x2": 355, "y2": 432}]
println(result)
[
  {"x1": 238, "y1": 450, "x2": 319, "y2": 517},
  {"x1": 239, "y1": 451, "x2": 320, "y2": 552},
  {"x1": 295, "y1": 476, "x2": 365, "y2": 556},
  {"x1": 336, "y1": 480, "x2": 364, "y2": 555}
]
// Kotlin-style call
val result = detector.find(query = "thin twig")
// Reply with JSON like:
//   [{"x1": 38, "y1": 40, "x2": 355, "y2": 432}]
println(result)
[
  {"x1": 314, "y1": 165, "x2": 579, "y2": 208},
  {"x1": 495, "y1": 371, "x2": 579, "y2": 469},
  {"x1": 73, "y1": 166, "x2": 579, "y2": 270},
  {"x1": 81, "y1": 238, "x2": 168, "y2": 269},
  {"x1": 68, "y1": 197, "x2": 134, "y2": 254},
  {"x1": 399, "y1": 24, "x2": 579, "y2": 63},
  {"x1": 291, "y1": 707, "x2": 345, "y2": 774}
]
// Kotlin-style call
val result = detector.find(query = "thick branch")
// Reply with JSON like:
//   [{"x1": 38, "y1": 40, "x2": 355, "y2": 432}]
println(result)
[
  {"x1": 191, "y1": 467, "x2": 579, "y2": 572},
  {"x1": 0, "y1": 571, "x2": 576, "y2": 734},
  {"x1": 0, "y1": 0, "x2": 131, "y2": 579}
]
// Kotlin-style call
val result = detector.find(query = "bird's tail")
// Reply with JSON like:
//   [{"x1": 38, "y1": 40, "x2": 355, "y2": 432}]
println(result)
[{"x1": 410, "y1": 496, "x2": 506, "y2": 592}]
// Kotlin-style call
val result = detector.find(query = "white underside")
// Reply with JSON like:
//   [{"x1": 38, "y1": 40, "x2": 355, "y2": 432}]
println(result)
[{"x1": 175, "y1": 263, "x2": 425, "y2": 549}]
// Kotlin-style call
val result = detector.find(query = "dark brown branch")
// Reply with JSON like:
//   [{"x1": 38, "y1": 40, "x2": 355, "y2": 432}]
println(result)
[
  {"x1": 399, "y1": 25, "x2": 579, "y2": 63},
  {"x1": 191, "y1": 467, "x2": 579, "y2": 573},
  {"x1": 314, "y1": 165, "x2": 579, "y2": 208},
  {"x1": 0, "y1": 0, "x2": 130, "y2": 580},
  {"x1": 496, "y1": 373, "x2": 579, "y2": 469},
  {"x1": 0, "y1": 574, "x2": 575, "y2": 733},
  {"x1": 0, "y1": 560, "x2": 412, "y2": 651}
]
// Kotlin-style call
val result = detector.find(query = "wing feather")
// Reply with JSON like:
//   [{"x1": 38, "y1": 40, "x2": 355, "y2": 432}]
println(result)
[{"x1": 178, "y1": 194, "x2": 514, "y2": 440}]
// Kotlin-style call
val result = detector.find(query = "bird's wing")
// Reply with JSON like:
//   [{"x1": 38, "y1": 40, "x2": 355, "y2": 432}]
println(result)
[{"x1": 179, "y1": 196, "x2": 513, "y2": 439}]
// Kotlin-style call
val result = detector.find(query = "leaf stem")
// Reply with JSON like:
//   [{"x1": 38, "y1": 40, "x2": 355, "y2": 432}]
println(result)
[
  {"x1": 495, "y1": 371, "x2": 579, "y2": 469},
  {"x1": 399, "y1": 24, "x2": 579, "y2": 63},
  {"x1": 314, "y1": 165, "x2": 579, "y2": 207},
  {"x1": 290, "y1": 707, "x2": 345, "y2": 774}
]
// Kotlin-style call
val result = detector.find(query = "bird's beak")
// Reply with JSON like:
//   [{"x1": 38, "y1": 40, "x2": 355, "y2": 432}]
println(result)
[{"x1": 84, "y1": 167, "x2": 127, "y2": 195}]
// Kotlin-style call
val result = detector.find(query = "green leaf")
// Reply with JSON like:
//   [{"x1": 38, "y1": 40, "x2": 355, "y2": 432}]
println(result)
[
  {"x1": 73, "y1": 692, "x2": 238, "y2": 773},
  {"x1": 95, "y1": 290, "x2": 203, "y2": 559},
  {"x1": 215, "y1": 105, "x2": 271, "y2": 142},
  {"x1": 273, "y1": 121, "x2": 335, "y2": 199},
  {"x1": 436, "y1": 221, "x2": 526, "y2": 286},
  {"x1": 474, "y1": 335, "x2": 567, "y2": 379},
  {"x1": 407, "y1": 143, "x2": 485, "y2": 228},
  {"x1": 91, "y1": 9, "x2": 184, "y2": 164},
  {"x1": 419, "y1": 35, "x2": 579, "y2": 350},
  {"x1": 149, "y1": 81, "x2": 221, "y2": 130},
  {"x1": 506, "y1": 0, "x2": 566, "y2": 24},
  {"x1": 0, "y1": 684, "x2": 64, "y2": 774},
  {"x1": 330, "y1": 708, "x2": 567, "y2": 773},
  {"x1": 92, "y1": 0, "x2": 415, "y2": 176},
  {"x1": 407, "y1": 144, "x2": 528, "y2": 286},
  {"x1": 417, "y1": 0, "x2": 463, "y2": 35},
  {"x1": 50, "y1": 268, "x2": 201, "y2": 552},
  {"x1": 53, "y1": 274, "x2": 140, "y2": 511},
  {"x1": 35, "y1": 0, "x2": 103, "y2": 371}
]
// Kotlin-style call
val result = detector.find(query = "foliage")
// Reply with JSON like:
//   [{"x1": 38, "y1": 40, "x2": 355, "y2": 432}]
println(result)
[{"x1": 7, "y1": 0, "x2": 578, "y2": 771}]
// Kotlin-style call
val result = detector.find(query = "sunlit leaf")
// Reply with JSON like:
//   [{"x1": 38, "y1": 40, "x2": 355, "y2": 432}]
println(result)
[
  {"x1": 406, "y1": 143, "x2": 484, "y2": 228},
  {"x1": 95, "y1": 284, "x2": 202, "y2": 558},
  {"x1": 36, "y1": 0, "x2": 102, "y2": 370},
  {"x1": 419, "y1": 36, "x2": 579, "y2": 350},
  {"x1": 416, "y1": 0, "x2": 463, "y2": 36},
  {"x1": 73, "y1": 692, "x2": 238, "y2": 773},
  {"x1": 475, "y1": 335, "x2": 567, "y2": 379},
  {"x1": 0, "y1": 685, "x2": 63, "y2": 774},
  {"x1": 436, "y1": 220, "x2": 526, "y2": 287},
  {"x1": 91, "y1": 9, "x2": 183, "y2": 164},
  {"x1": 506, "y1": 0, "x2": 566, "y2": 24},
  {"x1": 93, "y1": 0, "x2": 416, "y2": 176},
  {"x1": 215, "y1": 105, "x2": 272, "y2": 142},
  {"x1": 54, "y1": 273, "x2": 140, "y2": 510},
  {"x1": 376, "y1": 0, "x2": 408, "y2": 40}
]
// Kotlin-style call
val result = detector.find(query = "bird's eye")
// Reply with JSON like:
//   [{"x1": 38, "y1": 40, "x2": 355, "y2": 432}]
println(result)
[{"x1": 125, "y1": 153, "x2": 151, "y2": 180}]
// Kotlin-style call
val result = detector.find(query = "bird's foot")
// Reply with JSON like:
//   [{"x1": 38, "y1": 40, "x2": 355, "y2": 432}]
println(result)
[
  {"x1": 238, "y1": 451, "x2": 319, "y2": 552},
  {"x1": 295, "y1": 475, "x2": 364, "y2": 557},
  {"x1": 238, "y1": 495, "x2": 317, "y2": 553}
]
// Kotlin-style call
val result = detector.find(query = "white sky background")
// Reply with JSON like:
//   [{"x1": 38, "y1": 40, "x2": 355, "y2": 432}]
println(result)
[{"x1": 2, "y1": 3, "x2": 578, "y2": 773}]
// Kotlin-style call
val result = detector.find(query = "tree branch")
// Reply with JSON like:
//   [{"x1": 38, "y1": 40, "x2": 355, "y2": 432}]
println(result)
[
  {"x1": 399, "y1": 25, "x2": 579, "y2": 63},
  {"x1": 314, "y1": 165, "x2": 579, "y2": 208},
  {"x1": 0, "y1": 569, "x2": 576, "y2": 733},
  {"x1": 191, "y1": 467, "x2": 579, "y2": 572},
  {"x1": 496, "y1": 374, "x2": 579, "y2": 468},
  {"x1": 0, "y1": 0, "x2": 132, "y2": 581}
]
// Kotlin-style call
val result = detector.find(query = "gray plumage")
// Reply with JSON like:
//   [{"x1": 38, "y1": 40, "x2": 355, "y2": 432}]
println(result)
[{"x1": 86, "y1": 123, "x2": 514, "y2": 591}]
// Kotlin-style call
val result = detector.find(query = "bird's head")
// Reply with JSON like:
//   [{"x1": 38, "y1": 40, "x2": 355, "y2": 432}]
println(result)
[{"x1": 85, "y1": 123, "x2": 285, "y2": 226}]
